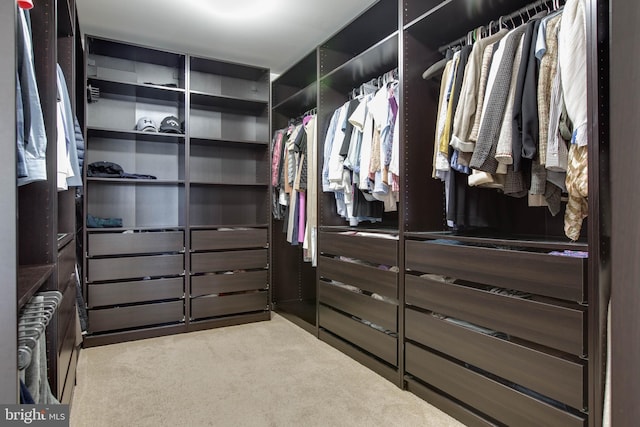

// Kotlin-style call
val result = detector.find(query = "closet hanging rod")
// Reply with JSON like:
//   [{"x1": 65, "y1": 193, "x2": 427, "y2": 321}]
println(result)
[
  {"x1": 17, "y1": 291, "x2": 63, "y2": 370},
  {"x1": 437, "y1": 0, "x2": 562, "y2": 53},
  {"x1": 348, "y1": 67, "x2": 398, "y2": 99}
]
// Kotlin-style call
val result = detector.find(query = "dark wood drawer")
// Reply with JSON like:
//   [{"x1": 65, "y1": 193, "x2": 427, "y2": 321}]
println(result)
[
  {"x1": 405, "y1": 343, "x2": 585, "y2": 427},
  {"x1": 191, "y1": 249, "x2": 267, "y2": 273},
  {"x1": 88, "y1": 231, "x2": 184, "y2": 256},
  {"x1": 191, "y1": 270, "x2": 267, "y2": 297},
  {"x1": 405, "y1": 275, "x2": 585, "y2": 356},
  {"x1": 406, "y1": 240, "x2": 586, "y2": 302},
  {"x1": 319, "y1": 256, "x2": 397, "y2": 299},
  {"x1": 57, "y1": 240, "x2": 75, "y2": 292},
  {"x1": 88, "y1": 301, "x2": 184, "y2": 333},
  {"x1": 87, "y1": 254, "x2": 184, "y2": 282},
  {"x1": 319, "y1": 281, "x2": 397, "y2": 332},
  {"x1": 191, "y1": 229, "x2": 267, "y2": 251},
  {"x1": 57, "y1": 313, "x2": 76, "y2": 398},
  {"x1": 405, "y1": 308, "x2": 585, "y2": 409},
  {"x1": 319, "y1": 232, "x2": 398, "y2": 266},
  {"x1": 56, "y1": 284, "x2": 76, "y2": 354},
  {"x1": 190, "y1": 291, "x2": 268, "y2": 319},
  {"x1": 88, "y1": 277, "x2": 184, "y2": 308},
  {"x1": 60, "y1": 343, "x2": 78, "y2": 405},
  {"x1": 319, "y1": 305, "x2": 397, "y2": 366},
  {"x1": 60, "y1": 344, "x2": 78, "y2": 405}
]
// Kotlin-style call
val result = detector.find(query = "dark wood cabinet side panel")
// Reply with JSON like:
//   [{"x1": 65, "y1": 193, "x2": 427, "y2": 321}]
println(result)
[
  {"x1": 405, "y1": 275, "x2": 585, "y2": 356},
  {"x1": 319, "y1": 256, "x2": 397, "y2": 299},
  {"x1": 405, "y1": 343, "x2": 585, "y2": 427}
]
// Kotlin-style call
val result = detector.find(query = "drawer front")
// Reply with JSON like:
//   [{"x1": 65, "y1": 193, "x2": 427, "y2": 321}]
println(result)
[
  {"x1": 88, "y1": 301, "x2": 184, "y2": 333},
  {"x1": 191, "y1": 229, "x2": 267, "y2": 251},
  {"x1": 88, "y1": 277, "x2": 184, "y2": 308},
  {"x1": 191, "y1": 270, "x2": 267, "y2": 297},
  {"x1": 56, "y1": 285, "x2": 76, "y2": 354},
  {"x1": 57, "y1": 241, "x2": 75, "y2": 292},
  {"x1": 191, "y1": 249, "x2": 267, "y2": 273},
  {"x1": 319, "y1": 232, "x2": 398, "y2": 266},
  {"x1": 405, "y1": 275, "x2": 585, "y2": 356},
  {"x1": 406, "y1": 240, "x2": 586, "y2": 302},
  {"x1": 319, "y1": 256, "x2": 397, "y2": 299},
  {"x1": 191, "y1": 291, "x2": 268, "y2": 319},
  {"x1": 405, "y1": 308, "x2": 585, "y2": 409},
  {"x1": 319, "y1": 305, "x2": 397, "y2": 366},
  {"x1": 405, "y1": 343, "x2": 585, "y2": 427},
  {"x1": 60, "y1": 344, "x2": 78, "y2": 405},
  {"x1": 88, "y1": 231, "x2": 184, "y2": 256},
  {"x1": 319, "y1": 281, "x2": 397, "y2": 332},
  {"x1": 57, "y1": 314, "x2": 76, "y2": 398},
  {"x1": 88, "y1": 254, "x2": 184, "y2": 282}
]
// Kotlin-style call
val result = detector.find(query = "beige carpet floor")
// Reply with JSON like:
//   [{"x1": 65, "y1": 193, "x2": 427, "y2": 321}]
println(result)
[{"x1": 70, "y1": 313, "x2": 465, "y2": 427}]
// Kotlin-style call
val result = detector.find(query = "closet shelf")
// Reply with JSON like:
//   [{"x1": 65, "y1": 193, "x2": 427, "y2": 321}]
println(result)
[
  {"x1": 320, "y1": 0, "x2": 398, "y2": 63},
  {"x1": 319, "y1": 225, "x2": 400, "y2": 235},
  {"x1": 190, "y1": 57, "x2": 268, "y2": 81},
  {"x1": 272, "y1": 83, "x2": 317, "y2": 118},
  {"x1": 272, "y1": 51, "x2": 317, "y2": 106},
  {"x1": 320, "y1": 32, "x2": 399, "y2": 88},
  {"x1": 404, "y1": 0, "x2": 534, "y2": 46},
  {"x1": 189, "y1": 224, "x2": 269, "y2": 230},
  {"x1": 88, "y1": 77, "x2": 185, "y2": 102},
  {"x1": 189, "y1": 181, "x2": 268, "y2": 187},
  {"x1": 190, "y1": 91, "x2": 268, "y2": 114},
  {"x1": 18, "y1": 264, "x2": 56, "y2": 309},
  {"x1": 87, "y1": 126, "x2": 185, "y2": 144},
  {"x1": 87, "y1": 178, "x2": 185, "y2": 185},
  {"x1": 86, "y1": 226, "x2": 185, "y2": 233},
  {"x1": 189, "y1": 136, "x2": 268, "y2": 147}
]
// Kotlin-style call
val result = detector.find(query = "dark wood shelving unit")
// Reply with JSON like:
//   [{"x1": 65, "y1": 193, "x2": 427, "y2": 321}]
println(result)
[
  {"x1": 83, "y1": 36, "x2": 271, "y2": 345},
  {"x1": 269, "y1": 1, "x2": 610, "y2": 426}
]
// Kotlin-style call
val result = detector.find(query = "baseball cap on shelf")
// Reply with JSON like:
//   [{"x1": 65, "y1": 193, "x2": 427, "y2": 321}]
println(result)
[
  {"x1": 135, "y1": 117, "x2": 158, "y2": 132},
  {"x1": 160, "y1": 115, "x2": 182, "y2": 134},
  {"x1": 17, "y1": 0, "x2": 34, "y2": 9}
]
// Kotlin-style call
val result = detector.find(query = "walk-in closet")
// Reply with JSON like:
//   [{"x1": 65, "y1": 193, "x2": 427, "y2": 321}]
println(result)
[{"x1": 2, "y1": 0, "x2": 638, "y2": 426}]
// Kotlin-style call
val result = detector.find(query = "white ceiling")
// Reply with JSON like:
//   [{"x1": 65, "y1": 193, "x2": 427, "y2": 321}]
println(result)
[{"x1": 75, "y1": 0, "x2": 379, "y2": 77}]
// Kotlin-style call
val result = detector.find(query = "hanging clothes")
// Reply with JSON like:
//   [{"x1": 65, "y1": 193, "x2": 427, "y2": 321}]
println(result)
[
  {"x1": 558, "y1": 0, "x2": 588, "y2": 241},
  {"x1": 16, "y1": 7, "x2": 47, "y2": 186},
  {"x1": 56, "y1": 64, "x2": 83, "y2": 188},
  {"x1": 303, "y1": 116, "x2": 318, "y2": 265}
]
